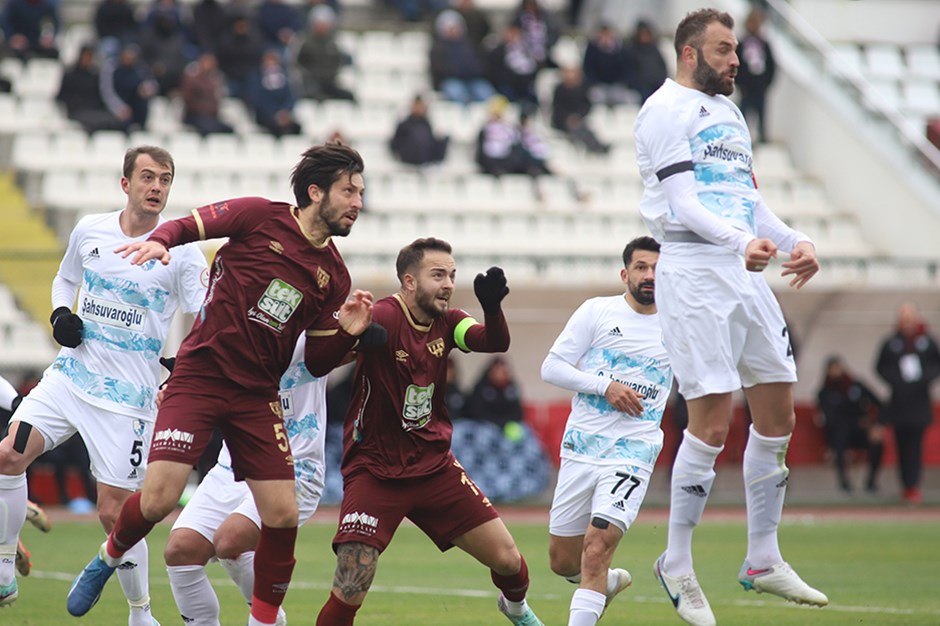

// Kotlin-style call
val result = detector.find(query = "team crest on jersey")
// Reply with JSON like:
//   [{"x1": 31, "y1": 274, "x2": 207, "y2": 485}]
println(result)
[
  {"x1": 269, "y1": 400, "x2": 284, "y2": 419},
  {"x1": 395, "y1": 350, "x2": 409, "y2": 362},
  {"x1": 208, "y1": 202, "x2": 230, "y2": 219},
  {"x1": 269, "y1": 241, "x2": 284, "y2": 255},
  {"x1": 316, "y1": 267, "x2": 330, "y2": 289},
  {"x1": 427, "y1": 338, "x2": 445, "y2": 358},
  {"x1": 401, "y1": 383, "x2": 434, "y2": 431}
]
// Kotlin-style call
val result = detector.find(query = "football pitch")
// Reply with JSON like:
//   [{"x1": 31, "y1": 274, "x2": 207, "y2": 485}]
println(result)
[{"x1": 9, "y1": 510, "x2": 940, "y2": 625}]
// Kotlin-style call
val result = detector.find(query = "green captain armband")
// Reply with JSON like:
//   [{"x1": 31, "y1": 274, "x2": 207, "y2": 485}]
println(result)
[{"x1": 453, "y1": 316, "x2": 479, "y2": 352}]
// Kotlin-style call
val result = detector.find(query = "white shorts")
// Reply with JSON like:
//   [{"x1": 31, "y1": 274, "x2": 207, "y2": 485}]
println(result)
[
  {"x1": 656, "y1": 255, "x2": 797, "y2": 400},
  {"x1": 15, "y1": 376, "x2": 153, "y2": 491},
  {"x1": 549, "y1": 458, "x2": 652, "y2": 536},
  {"x1": 172, "y1": 464, "x2": 323, "y2": 540}
]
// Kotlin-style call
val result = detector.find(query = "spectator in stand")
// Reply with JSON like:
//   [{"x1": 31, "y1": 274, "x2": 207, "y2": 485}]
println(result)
[
  {"x1": 1, "y1": 0, "x2": 59, "y2": 60},
  {"x1": 179, "y1": 51, "x2": 234, "y2": 135},
  {"x1": 386, "y1": 0, "x2": 448, "y2": 23},
  {"x1": 216, "y1": 13, "x2": 264, "y2": 103},
  {"x1": 816, "y1": 356, "x2": 884, "y2": 494},
  {"x1": 516, "y1": 111, "x2": 552, "y2": 177},
  {"x1": 257, "y1": 0, "x2": 303, "y2": 55},
  {"x1": 445, "y1": 356, "x2": 470, "y2": 420},
  {"x1": 138, "y1": 5, "x2": 192, "y2": 95},
  {"x1": 94, "y1": 0, "x2": 139, "y2": 58},
  {"x1": 469, "y1": 356, "x2": 524, "y2": 433},
  {"x1": 551, "y1": 65, "x2": 610, "y2": 154},
  {"x1": 624, "y1": 19, "x2": 667, "y2": 103},
  {"x1": 451, "y1": 0, "x2": 491, "y2": 56},
  {"x1": 390, "y1": 94, "x2": 450, "y2": 167},
  {"x1": 250, "y1": 48, "x2": 302, "y2": 137},
  {"x1": 141, "y1": 0, "x2": 188, "y2": 36},
  {"x1": 57, "y1": 44, "x2": 128, "y2": 133},
  {"x1": 292, "y1": 5, "x2": 354, "y2": 102},
  {"x1": 100, "y1": 43, "x2": 159, "y2": 131},
  {"x1": 735, "y1": 9, "x2": 776, "y2": 143},
  {"x1": 509, "y1": 0, "x2": 560, "y2": 70},
  {"x1": 582, "y1": 23, "x2": 632, "y2": 106},
  {"x1": 875, "y1": 302, "x2": 940, "y2": 506},
  {"x1": 475, "y1": 95, "x2": 521, "y2": 176},
  {"x1": 430, "y1": 9, "x2": 495, "y2": 105},
  {"x1": 487, "y1": 24, "x2": 540, "y2": 108},
  {"x1": 190, "y1": 0, "x2": 229, "y2": 53}
]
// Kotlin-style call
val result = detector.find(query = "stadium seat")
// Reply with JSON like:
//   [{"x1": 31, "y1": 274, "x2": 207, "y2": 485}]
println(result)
[
  {"x1": 904, "y1": 44, "x2": 940, "y2": 81},
  {"x1": 864, "y1": 44, "x2": 905, "y2": 80},
  {"x1": 901, "y1": 81, "x2": 940, "y2": 118}
]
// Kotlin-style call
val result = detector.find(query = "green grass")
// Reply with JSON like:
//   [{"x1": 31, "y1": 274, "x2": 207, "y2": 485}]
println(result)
[{"x1": 9, "y1": 514, "x2": 940, "y2": 625}]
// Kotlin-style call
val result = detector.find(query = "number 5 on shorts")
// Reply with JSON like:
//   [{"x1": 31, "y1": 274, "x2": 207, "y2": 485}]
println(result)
[
  {"x1": 130, "y1": 440, "x2": 143, "y2": 467},
  {"x1": 273, "y1": 422, "x2": 289, "y2": 452}
]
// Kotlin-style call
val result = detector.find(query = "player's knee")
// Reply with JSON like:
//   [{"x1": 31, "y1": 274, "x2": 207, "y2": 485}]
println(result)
[
  {"x1": 213, "y1": 531, "x2": 249, "y2": 560},
  {"x1": 139, "y1": 489, "x2": 180, "y2": 521},
  {"x1": 548, "y1": 544, "x2": 578, "y2": 578},
  {"x1": 263, "y1": 502, "x2": 299, "y2": 529},
  {"x1": 163, "y1": 536, "x2": 194, "y2": 566},
  {"x1": 490, "y1": 545, "x2": 522, "y2": 576}
]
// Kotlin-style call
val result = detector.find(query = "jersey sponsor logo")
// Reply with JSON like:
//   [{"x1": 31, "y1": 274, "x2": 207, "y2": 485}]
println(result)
[
  {"x1": 598, "y1": 371, "x2": 663, "y2": 401},
  {"x1": 316, "y1": 267, "x2": 330, "y2": 289},
  {"x1": 269, "y1": 240, "x2": 284, "y2": 255},
  {"x1": 279, "y1": 389, "x2": 294, "y2": 417},
  {"x1": 339, "y1": 511, "x2": 379, "y2": 537},
  {"x1": 427, "y1": 337, "x2": 445, "y2": 358},
  {"x1": 401, "y1": 383, "x2": 434, "y2": 430},
  {"x1": 256, "y1": 278, "x2": 303, "y2": 329},
  {"x1": 702, "y1": 141, "x2": 752, "y2": 169},
  {"x1": 80, "y1": 295, "x2": 146, "y2": 331},
  {"x1": 395, "y1": 349, "x2": 409, "y2": 362},
  {"x1": 207, "y1": 201, "x2": 230, "y2": 219}
]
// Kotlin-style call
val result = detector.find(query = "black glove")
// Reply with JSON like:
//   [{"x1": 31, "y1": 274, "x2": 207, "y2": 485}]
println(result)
[
  {"x1": 159, "y1": 356, "x2": 175, "y2": 389},
  {"x1": 50, "y1": 306, "x2": 83, "y2": 348},
  {"x1": 473, "y1": 266, "x2": 509, "y2": 315},
  {"x1": 357, "y1": 322, "x2": 387, "y2": 350}
]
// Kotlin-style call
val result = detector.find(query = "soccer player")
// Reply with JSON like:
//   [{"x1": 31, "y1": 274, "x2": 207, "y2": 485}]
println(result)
[
  {"x1": 315, "y1": 238, "x2": 544, "y2": 626},
  {"x1": 633, "y1": 9, "x2": 827, "y2": 626},
  {"x1": 542, "y1": 236, "x2": 671, "y2": 626},
  {"x1": 67, "y1": 143, "x2": 374, "y2": 626},
  {"x1": 0, "y1": 146, "x2": 208, "y2": 622},
  {"x1": 165, "y1": 335, "x2": 329, "y2": 626}
]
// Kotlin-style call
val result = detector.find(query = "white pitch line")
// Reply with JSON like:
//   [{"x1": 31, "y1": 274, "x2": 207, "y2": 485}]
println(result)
[{"x1": 26, "y1": 570, "x2": 933, "y2": 617}]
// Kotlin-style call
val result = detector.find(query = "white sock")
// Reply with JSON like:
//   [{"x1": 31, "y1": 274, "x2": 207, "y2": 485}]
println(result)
[
  {"x1": 665, "y1": 430, "x2": 722, "y2": 576},
  {"x1": 502, "y1": 597, "x2": 530, "y2": 616},
  {"x1": 219, "y1": 552, "x2": 255, "y2": 603},
  {"x1": 744, "y1": 425, "x2": 789, "y2": 568},
  {"x1": 0, "y1": 473, "x2": 27, "y2": 587},
  {"x1": 117, "y1": 539, "x2": 154, "y2": 626},
  {"x1": 569, "y1": 588, "x2": 605, "y2": 626},
  {"x1": 167, "y1": 564, "x2": 221, "y2": 626},
  {"x1": 247, "y1": 616, "x2": 275, "y2": 626},
  {"x1": 565, "y1": 572, "x2": 581, "y2": 584}
]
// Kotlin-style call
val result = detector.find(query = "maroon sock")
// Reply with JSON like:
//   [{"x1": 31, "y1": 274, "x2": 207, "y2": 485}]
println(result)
[
  {"x1": 492, "y1": 554, "x2": 529, "y2": 602},
  {"x1": 107, "y1": 491, "x2": 157, "y2": 558},
  {"x1": 316, "y1": 593, "x2": 359, "y2": 626},
  {"x1": 250, "y1": 524, "x2": 297, "y2": 622}
]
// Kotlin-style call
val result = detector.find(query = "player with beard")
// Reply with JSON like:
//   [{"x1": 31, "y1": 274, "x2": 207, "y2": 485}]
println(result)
[
  {"x1": 316, "y1": 237, "x2": 544, "y2": 626},
  {"x1": 68, "y1": 143, "x2": 375, "y2": 626},
  {"x1": 633, "y1": 9, "x2": 826, "y2": 626},
  {"x1": 541, "y1": 237, "x2": 671, "y2": 626}
]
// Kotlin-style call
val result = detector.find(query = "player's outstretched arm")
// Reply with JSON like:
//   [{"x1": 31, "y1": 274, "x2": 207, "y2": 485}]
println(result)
[
  {"x1": 461, "y1": 267, "x2": 511, "y2": 353},
  {"x1": 781, "y1": 241, "x2": 819, "y2": 289},
  {"x1": 114, "y1": 241, "x2": 171, "y2": 266}
]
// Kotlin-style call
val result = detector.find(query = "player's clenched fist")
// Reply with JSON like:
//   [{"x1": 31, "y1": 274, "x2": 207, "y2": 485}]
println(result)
[
  {"x1": 50, "y1": 306, "x2": 84, "y2": 348},
  {"x1": 473, "y1": 266, "x2": 509, "y2": 315}
]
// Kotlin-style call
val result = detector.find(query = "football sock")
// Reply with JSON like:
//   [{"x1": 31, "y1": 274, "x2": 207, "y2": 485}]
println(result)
[
  {"x1": 665, "y1": 430, "x2": 722, "y2": 575},
  {"x1": 107, "y1": 491, "x2": 156, "y2": 561},
  {"x1": 492, "y1": 554, "x2": 529, "y2": 602},
  {"x1": 250, "y1": 524, "x2": 296, "y2": 624},
  {"x1": 569, "y1": 588, "x2": 605, "y2": 626},
  {"x1": 744, "y1": 425, "x2": 789, "y2": 568},
  {"x1": 167, "y1": 564, "x2": 220, "y2": 625},
  {"x1": 219, "y1": 552, "x2": 255, "y2": 602},
  {"x1": 0, "y1": 474, "x2": 27, "y2": 587},
  {"x1": 316, "y1": 593, "x2": 359, "y2": 626}
]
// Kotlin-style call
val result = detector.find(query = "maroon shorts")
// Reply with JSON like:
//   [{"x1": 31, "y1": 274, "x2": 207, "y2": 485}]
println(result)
[
  {"x1": 333, "y1": 458, "x2": 500, "y2": 553},
  {"x1": 149, "y1": 379, "x2": 293, "y2": 481}
]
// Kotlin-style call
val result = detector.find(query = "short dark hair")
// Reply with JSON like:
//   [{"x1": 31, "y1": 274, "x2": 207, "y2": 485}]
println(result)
[
  {"x1": 396, "y1": 237, "x2": 453, "y2": 283},
  {"x1": 290, "y1": 143, "x2": 365, "y2": 208},
  {"x1": 674, "y1": 8, "x2": 734, "y2": 57},
  {"x1": 622, "y1": 236, "x2": 661, "y2": 267},
  {"x1": 123, "y1": 145, "x2": 174, "y2": 179}
]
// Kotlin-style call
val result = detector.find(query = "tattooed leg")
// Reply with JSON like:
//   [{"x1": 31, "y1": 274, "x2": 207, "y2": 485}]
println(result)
[{"x1": 332, "y1": 542, "x2": 380, "y2": 606}]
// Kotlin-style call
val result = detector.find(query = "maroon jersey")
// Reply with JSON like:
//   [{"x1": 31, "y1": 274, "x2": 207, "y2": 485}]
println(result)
[
  {"x1": 342, "y1": 294, "x2": 510, "y2": 479},
  {"x1": 149, "y1": 197, "x2": 351, "y2": 393}
]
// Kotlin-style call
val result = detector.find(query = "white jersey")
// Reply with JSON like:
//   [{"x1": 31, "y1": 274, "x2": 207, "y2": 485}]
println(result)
[
  {"x1": 48, "y1": 211, "x2": 208, "y2": 421},
  {"x1": 217, "y1": 335, "x2": 328, "y2": 490},
  {"x1": 543, "y1": 295, "x2": 672, "y2": 469},
  {"x1": 635, "y1": 78, "x2": 757, "y2": 251}
]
